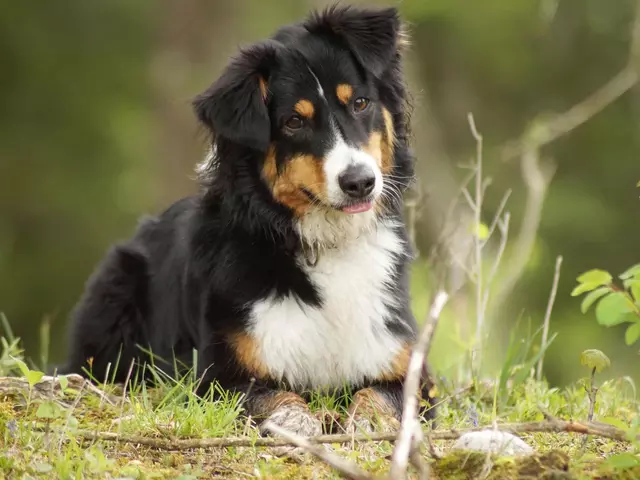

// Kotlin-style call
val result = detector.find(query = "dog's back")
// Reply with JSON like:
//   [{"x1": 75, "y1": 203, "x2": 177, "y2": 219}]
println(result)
[{"x1": 61, "y1": 197, "x2": 199, "y2": 381}]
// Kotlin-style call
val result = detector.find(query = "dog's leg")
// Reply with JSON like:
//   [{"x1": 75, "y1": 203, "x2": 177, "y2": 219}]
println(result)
[
  {"x1": 345, "y1": 370, "x2": 437, "y2": 434},
  {"x1": 60, "y1": 245, "x2": 149, "y2": 384},
  {"x1": 248, "y1": 389, "x2": 323, "y2": 438},
  {"x1": 344, "y1": 383, "x2": 403, "y2": 433},
  {"x1": 199, "y1": 377, "x2": 322, "y2": 437},
  {"x1": 194, "y1": 364, "x2": 322, "y2": 437}
]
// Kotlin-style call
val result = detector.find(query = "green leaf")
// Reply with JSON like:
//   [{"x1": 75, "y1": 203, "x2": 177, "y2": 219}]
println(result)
[
  {"x1": 580, "y1": 287, "x2": 610, "y2": 313},
  {"x1": 67, "y1": 415, "x2": 79, "y2": 430},
  {"x1": 36, "y1": 400, "x2": 63, "y2": 419},
  {"x1": 625, "y1": 323, "x2": 640, "y2": 346},
  {"x1": 595, "y1": 292, "x2": 634, "y2": 326},
  {"x1": 10, "y1": 356, "x2": 30, "y2": 378},
  {"x1": 25, "y1": 370, "x2": 44, "y2": 388},
  {"x1": 58, "y1": 375, "x2": 69, "y2": 392},
  {"x1": 580, "y1": 349, "x2": 611, "y2": 372},
  {"x1": 571, "y1": 282, "x2": 602, "y2": 296},
  {"x1": 629, "y1": 280, "x2": 640, "y2": 304},
  {"x1": 620, "y1": 263, "x2": 640, "y2": 280},
  {"x1": 605, "y1": 452, "x2": 640, "y2": 469},
  {"x1": 577, "y1": 269, "x2": 613, "y2": 286}
]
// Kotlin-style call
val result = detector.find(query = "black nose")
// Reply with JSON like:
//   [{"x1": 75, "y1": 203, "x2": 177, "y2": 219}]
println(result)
[{"x1": 338, "y1": 164, "x2": 376, "y2": 198}]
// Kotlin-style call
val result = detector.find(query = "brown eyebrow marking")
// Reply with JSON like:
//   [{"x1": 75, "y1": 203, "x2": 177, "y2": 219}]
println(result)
[
  {"x1": 336, "y1": 84, "x2": 354, "y2": 105},
  {"x1": 294, "y1": 99, "x2": 315, "y2": 119}
]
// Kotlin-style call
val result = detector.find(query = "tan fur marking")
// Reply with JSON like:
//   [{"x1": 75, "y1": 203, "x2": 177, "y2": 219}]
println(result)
[
  {"x1": 348, "y1": 388, "x2": 397, "y2": 418},
  {"x1": 263, "y1": 148, "x2": 326, "y2": 217},
  {"x1": 258, "y1": 77, "x2": 268, "y2": 101},
  {"x1": 363, "y1": 109, "x2": 395, "y2": 177},
  {"x1": 263, "y1": 145, "x2": 278, "y2": 184},
  {"x1": 294, "y1": 99, "x2": 315, "y2": 119},
  {"x1": 252, "y1": 391, "x2": 308, "y2": 418},
  {"x1": 336, "y1": 84, "x2": 354, "y2": 105},
  {"x1": 364, "y1": 131, "x2": 383, "y2": 167},
  {"x1": 381, "y1": 108, "x2": 396, "y2": 174},
  {"x1": 229, "y1": 332, "x2": 269, "y2": 380},
  {"x1": 378, "y1": 343, "x2": 411, "y2": 382}
]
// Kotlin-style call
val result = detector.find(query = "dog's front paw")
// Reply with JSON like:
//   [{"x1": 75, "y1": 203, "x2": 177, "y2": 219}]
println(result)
[
  {"x1": 344, "y1": 387, "x2": 401, "y2": 434},
  {"x1": 260, "y1": 405, "x2": 323, "y2": 461},
  {"x1": 344, "y1": 411, "x2": 400, "y2": 435},
  {"x1": 260, "y1": 404, "x2": 323, "y2": 438}
]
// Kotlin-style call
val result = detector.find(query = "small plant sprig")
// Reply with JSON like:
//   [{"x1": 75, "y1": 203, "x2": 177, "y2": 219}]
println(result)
[{"x1": 572, "y1": 264, "x2": 640, "y2": 345}]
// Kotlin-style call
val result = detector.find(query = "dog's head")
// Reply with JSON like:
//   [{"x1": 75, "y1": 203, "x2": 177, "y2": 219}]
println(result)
[{"x1": 193, "y1": 6, "x2": 413, "y2": 241}]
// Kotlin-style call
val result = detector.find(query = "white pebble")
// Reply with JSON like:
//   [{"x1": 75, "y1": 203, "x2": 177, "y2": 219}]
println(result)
[{"x1": 452, "y1": 430, "x2": 534, "y2": 457}]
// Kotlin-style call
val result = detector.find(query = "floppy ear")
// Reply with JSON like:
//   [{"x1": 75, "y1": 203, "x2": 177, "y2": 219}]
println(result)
[
  {"x1": 192, "y1": 40, "x2": 278, "y2": 152},
  {"x1": 305, "y1": 6, "x2": 401, "y2": 77}
]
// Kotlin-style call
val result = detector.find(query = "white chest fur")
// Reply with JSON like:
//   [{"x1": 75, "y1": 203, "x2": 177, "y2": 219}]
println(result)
[{"x1": 248, "y1": 219, "x2": 407, "y2": 390}]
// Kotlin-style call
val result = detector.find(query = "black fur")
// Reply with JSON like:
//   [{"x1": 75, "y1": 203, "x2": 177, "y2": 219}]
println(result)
[{"x1": 60, "y1": 5, "x2": 436, "y2": 426}]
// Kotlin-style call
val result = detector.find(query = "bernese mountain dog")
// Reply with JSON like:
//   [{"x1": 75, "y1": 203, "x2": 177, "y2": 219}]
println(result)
[{"x1": 60, "y1": 5, "x2": 436, "y2": 436}]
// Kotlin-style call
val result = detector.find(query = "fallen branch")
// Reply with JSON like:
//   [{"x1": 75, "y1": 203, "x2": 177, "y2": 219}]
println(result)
[
  {"x1": 45, "y1": 418, "x2": 637, "y2": 450},
  {"x1": 262, "y1": 420, "x2": 374, "y2": 480}
]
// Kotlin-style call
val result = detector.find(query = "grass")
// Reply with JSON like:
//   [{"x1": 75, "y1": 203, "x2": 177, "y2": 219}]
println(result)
[{"x1": 0, "y1": 326, "x2": 638, "y2": 479}]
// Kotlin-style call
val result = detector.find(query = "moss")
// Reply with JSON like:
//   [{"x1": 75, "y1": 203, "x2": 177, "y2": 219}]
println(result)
[{"x1": 432, "y1": 450, "x2": 574, "y2": 479}]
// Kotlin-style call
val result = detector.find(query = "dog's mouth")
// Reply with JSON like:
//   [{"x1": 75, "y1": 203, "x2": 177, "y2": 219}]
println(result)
[
  {"x1": 341, "y1": 201, "x2": 373, "y2": 214},
  {"x1": 301, "y1": 188, "x2": 374, "y2": 215}
]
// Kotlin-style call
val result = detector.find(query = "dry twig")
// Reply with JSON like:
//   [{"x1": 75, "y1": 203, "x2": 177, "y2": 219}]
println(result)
[
  {"x1": 467, "y1": 113, "x2": 485, "y2": 373},
  {"x1": 261, "y1": 420, "x2": 374, "y2": 480},
  {"x1": 45, "y1": 417, "x2": 637, "y2": 450},
  {"x1": 500, "y1": 0, "x2": 640, "y2": 161},
  {"x1": 536, "y1": 255, "x2": 563, "y2": 381},
  {"x1": 492, "y1": 147, "x2": 556, "y2": 311},
  {"x1": 389, "y1": 290, "x2": 450, "y2": 479}
]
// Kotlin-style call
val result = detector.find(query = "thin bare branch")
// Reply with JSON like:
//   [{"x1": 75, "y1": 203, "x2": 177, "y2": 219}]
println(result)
[
  {"x1": 482, "y1": 190, "x2": 512, "y2": 246},
  {"x1": 501, "y1": 70, "x2": 637, "y2": 161},
  {"x1": 481, "y1": 213, "x2": 511, "y2": 315},
  {"x1": 536, "y1": 255, "x2": 563, "y2": 381},
  {"x1": 262, "y1": 421, "x2": 374, "y2": 480},
  {"x1": 492, "y1": 148, "x2": 556, "y2": 310},
  {"x1": 501, "y1": 0, "x2": 640, "y2": 161},
  {"x1": 467, "y1": 113, "x2": 485, "y2": 375},
  {"x1": 461, "y1": 188, "x2": 476, "y2": 212},
  {"x1": 390, "y1": 290, "x2": 450, "y2": 479}
]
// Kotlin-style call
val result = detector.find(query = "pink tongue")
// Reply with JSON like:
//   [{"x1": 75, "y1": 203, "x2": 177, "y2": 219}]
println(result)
[{"x1": 342, "y1": 201, "x2": 373, "y2": 214}]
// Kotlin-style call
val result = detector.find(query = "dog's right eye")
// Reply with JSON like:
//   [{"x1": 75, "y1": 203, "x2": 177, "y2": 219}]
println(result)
[{"x1": 284, "y1": 114, "x2": 304, "y2": 131}]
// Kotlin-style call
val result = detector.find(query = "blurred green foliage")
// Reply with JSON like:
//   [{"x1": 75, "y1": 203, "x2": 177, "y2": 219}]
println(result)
[{"x1": 0, "y1": 0, "x2": 638, "y2": 385}]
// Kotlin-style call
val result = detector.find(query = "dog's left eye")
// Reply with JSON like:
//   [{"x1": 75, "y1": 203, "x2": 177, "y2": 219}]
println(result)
[
  {"x1": 285, "y1": 114, "x2": 304, "y2": 130},
  {"x1": 353, "y1": 97, "x2": 370, "y2": 113}
]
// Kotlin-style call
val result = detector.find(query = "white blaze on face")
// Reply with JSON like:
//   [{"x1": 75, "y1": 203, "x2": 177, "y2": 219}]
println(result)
[{"x1": 324, "y1": 129, "x2": 383, "y2": 206}]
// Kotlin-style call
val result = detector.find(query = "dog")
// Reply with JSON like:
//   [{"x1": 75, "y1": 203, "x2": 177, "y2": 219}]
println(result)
[{"x1": 60, "y1": 5, "x2": 436, "y2": 437}]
